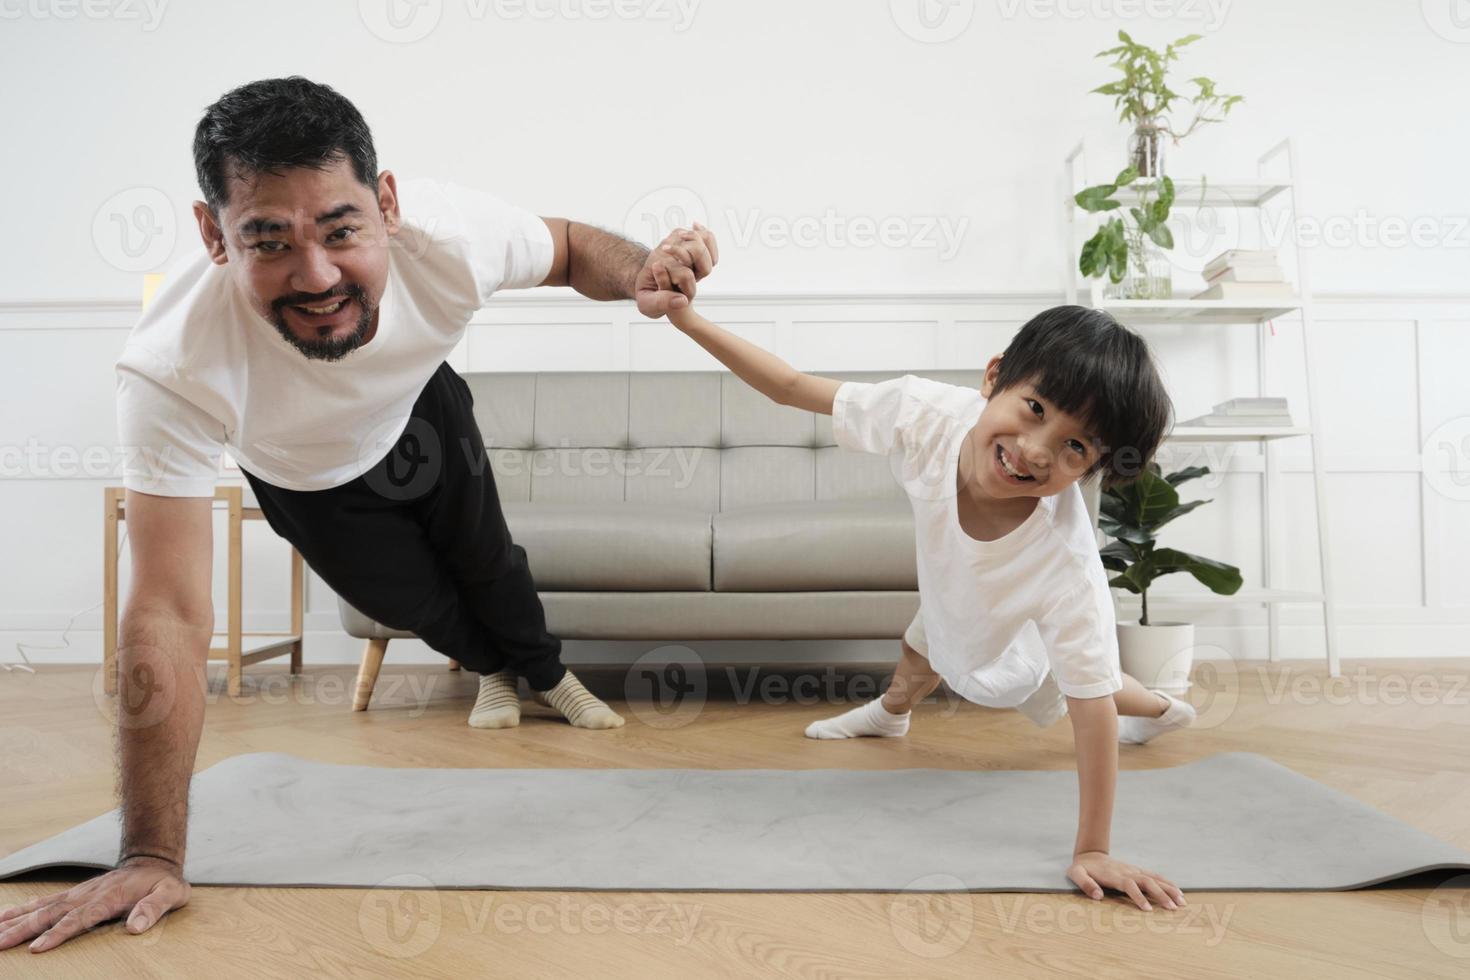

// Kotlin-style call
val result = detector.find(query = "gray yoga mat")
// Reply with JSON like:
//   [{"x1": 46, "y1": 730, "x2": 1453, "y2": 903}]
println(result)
[{"x1": 1, "y1": 752, "x2": 1465, "y2": 891}]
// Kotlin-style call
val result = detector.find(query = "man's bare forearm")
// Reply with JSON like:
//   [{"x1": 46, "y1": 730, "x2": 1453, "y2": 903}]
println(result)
[
  {"x1": 115, "y1": 610, "x2": 211, "y2": 867},
  {"x1": 566, "y1": 221, "x2": 648, "y2": 301}
]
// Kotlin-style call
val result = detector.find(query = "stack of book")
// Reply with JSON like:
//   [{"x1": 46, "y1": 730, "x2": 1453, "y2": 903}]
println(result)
[
  {"x1": 1192, "y1": 249, "x2": 1295, "y2": 301},
  {"x1": 1180, "y1": 397, "x2": 1294, "y2": 428}
]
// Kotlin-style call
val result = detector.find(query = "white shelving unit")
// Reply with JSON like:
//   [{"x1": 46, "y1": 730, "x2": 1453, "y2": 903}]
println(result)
[{"x1": 1062, "y1": 138, "x2": 1340, "y2": 675}]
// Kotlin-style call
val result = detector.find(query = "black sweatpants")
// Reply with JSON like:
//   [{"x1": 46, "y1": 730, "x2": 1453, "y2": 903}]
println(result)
[{"x1": 241, "y1": 361, "x2": 567, "y2": 691}]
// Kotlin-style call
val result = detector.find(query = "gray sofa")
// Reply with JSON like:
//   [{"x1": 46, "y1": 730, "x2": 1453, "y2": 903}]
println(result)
[{"x1": 340, "y1": 369, "x2": 1102, "y2": 708}]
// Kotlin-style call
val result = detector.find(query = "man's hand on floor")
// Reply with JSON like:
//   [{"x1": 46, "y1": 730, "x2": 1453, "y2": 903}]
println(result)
[{"x1": 0, "y1": 855, "x2": 189, "y2": 953}]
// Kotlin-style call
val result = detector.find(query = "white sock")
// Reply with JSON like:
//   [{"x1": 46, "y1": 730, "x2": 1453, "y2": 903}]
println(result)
[
  {"x1": 1119, "y1": 691, "x2": 1196, "y2": 744},
  {"x1": 805, "y1": 698, "x2": 910, "y2": 740},
  {"x1": 468, "y1": 669, "x2": 520, "y2": 729}
]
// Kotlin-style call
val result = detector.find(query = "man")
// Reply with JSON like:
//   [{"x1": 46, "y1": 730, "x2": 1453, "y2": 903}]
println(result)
[{"x1": 0, "y1": 75, "x2": 716, "y2": 954}]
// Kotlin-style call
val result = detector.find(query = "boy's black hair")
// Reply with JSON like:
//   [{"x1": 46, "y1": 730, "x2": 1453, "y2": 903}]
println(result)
[
  {"x1": 991, "y1": 305, "x2": 1172, "y2": 488},
  {"x1": 193, "y1": 76, "x2": 378, "y2": 215}
]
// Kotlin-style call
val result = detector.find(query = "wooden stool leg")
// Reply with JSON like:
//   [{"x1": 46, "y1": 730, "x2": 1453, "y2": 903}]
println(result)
[
  {"x1": 354, "y1": 638, "x2": 388, "y2": 711},
  {"x1": 289, "y1": 548, "x2": 304, "y2": 675},
  {"x1": 103, "y1": 489, "x2": 121, "y2": 696},
  {"x1": 226, "y1": 488, "x2": 243, "y2": 697},
  {"x1": 448, "y1": 660, "x2": 461, "y2": 671}
]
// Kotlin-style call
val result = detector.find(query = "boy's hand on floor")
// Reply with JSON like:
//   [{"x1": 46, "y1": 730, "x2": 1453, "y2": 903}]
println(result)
[{"x1": 1067, "y1": 851, "x2": 1185, "y2": 911}]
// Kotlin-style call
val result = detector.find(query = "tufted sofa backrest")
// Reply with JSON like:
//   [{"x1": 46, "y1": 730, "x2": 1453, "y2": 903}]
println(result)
[{"x1": 462, "y1": 370, "x2": 994, "y2": 511}]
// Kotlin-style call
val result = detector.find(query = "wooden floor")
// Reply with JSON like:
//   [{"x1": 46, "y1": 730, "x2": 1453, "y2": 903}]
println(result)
[{"x1": 2, "y1": 658, "x2": 1468, "y2": 979}]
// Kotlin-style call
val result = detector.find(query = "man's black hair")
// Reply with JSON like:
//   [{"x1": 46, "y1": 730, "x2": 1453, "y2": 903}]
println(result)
[
  {"x1": 193, "y1": 76, "x2": 378, "y2": 215},
  {"x1": 991, "y1": 305, "x2": 1173, "y2": 488}
]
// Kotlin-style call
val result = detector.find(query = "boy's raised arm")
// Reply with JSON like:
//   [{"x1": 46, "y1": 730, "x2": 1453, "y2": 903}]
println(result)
[{"x1": 667, "y1": 305, "x2": 841, "y2": 416}]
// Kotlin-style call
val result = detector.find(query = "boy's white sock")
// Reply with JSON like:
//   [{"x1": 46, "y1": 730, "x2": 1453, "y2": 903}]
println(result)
[
  {"x1": 1118, "y1": 691, "x2": 1196, "y2": 744},
  {"x1": 805, "y1": 698, "x2": 910, "y2": 740}
]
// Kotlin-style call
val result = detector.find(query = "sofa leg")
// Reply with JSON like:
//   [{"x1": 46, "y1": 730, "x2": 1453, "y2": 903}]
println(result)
[{"x1": 354, "y1": 638, "x2": 388, "y2": 712}]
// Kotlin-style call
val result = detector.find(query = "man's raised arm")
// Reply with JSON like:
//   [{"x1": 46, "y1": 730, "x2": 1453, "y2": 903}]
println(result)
[{"x1": 538, "y1": 218, "x2": 718, "y2": 319}]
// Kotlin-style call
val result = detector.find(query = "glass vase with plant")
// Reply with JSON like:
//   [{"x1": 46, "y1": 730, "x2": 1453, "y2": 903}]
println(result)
[
  {"x1": 1073, "y1": 31, "x2": 1242, "y2": 301},
  {"x1": 1091, "y1": 30, "x2": 1243, "y2": 178},
  {"x1": 1075, "y1": 166, "x2": 1177, "y2": 300}
]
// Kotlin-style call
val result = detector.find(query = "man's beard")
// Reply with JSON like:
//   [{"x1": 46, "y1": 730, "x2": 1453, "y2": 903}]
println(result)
[{"x1": 269, "y1": 284, "x2": 375, "y2": 362}]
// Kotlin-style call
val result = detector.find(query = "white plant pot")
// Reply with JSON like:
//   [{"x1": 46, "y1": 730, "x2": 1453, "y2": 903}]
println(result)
[{"x1": 1116, "y1": 621, "x2": 1195, "y2": 695}]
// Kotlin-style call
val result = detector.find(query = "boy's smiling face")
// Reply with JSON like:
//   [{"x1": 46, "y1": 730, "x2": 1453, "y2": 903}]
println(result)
[{"x1": 968, "y1": 355, "x2": 1101, "y2": 500}]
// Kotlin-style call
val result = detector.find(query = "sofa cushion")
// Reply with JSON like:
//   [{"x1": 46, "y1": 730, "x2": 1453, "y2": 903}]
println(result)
[
  {"x1": 713, "y1": 500, "x2": 917, "y2": 591},
  {"x1": 502, "y1": 503, "x2": 711, "y2": 591}
]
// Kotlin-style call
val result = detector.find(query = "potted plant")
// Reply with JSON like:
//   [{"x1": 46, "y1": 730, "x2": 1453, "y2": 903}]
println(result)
[
  {"x1": 1091, "y1": 30, "x2": 1243, "y2": 179},
  {"x1": 1075, "y1": 166, "x2": 1176, "y2": 299},
  {"x1": 1098, "y1": 462, "x2": 1243, "y2": 693},
  {"x1": 1075, "y1": 31, "x2": 1242, "y2": 299}
]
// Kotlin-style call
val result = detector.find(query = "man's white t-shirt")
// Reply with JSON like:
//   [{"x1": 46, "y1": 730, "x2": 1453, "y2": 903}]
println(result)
[
  {"x1": 832, "y1": 375, "x2": 1123, "y2": 708},
  {"x1": 115, "y1": 178, "x2": 554, "y2": 496}
]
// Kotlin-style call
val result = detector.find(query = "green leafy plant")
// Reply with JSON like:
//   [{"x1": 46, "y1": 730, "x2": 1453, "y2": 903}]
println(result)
[
  {"x1": 1075, "y1": 31, "x2": 1242, "y2": 290},
  {"x1": 1092, "y1": 30, "x2": 1243, "y2": 142},
  {"x1": 1075, "y1": 166, "x2": 1175, "y2": 285},
  {"x1": 1098, "y1": 462, "x2": 1243, "y2": 626}
]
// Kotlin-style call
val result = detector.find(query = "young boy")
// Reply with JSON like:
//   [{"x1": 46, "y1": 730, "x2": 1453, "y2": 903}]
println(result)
[{"x1": 661, "y1": 266, "x2": 1189, "y2": 910}]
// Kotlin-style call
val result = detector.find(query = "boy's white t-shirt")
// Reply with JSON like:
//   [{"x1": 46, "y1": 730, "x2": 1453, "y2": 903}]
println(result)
[
  {"x1": 832, "y1": 375, "x2": 1123, "y2": 706},
  {"x1": 115, "y1": 178, "x2": 555, "y2": 496}
]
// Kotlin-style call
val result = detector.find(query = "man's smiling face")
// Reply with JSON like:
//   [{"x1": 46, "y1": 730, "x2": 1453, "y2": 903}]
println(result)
[{"x1": 193, "y1": 156, "x2": 400, "y2": 362}]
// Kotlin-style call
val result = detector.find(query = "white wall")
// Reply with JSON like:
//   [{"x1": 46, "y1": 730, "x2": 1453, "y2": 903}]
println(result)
[
  {"x1": 2, "y1": 0, "x2": 1468, "y2": 668},
  {"x1": 3, "y1": 0, "x2": 1468, "y2": 298}
]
